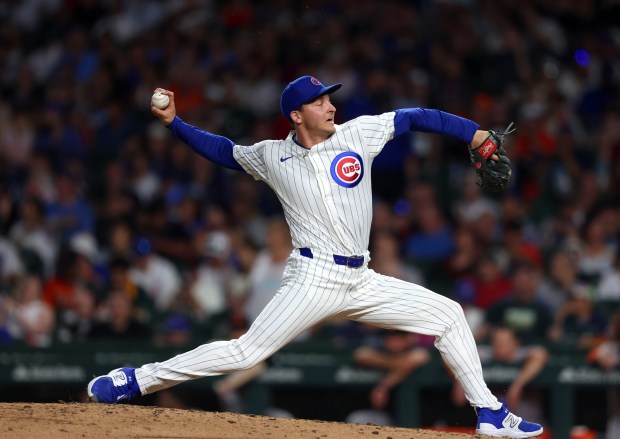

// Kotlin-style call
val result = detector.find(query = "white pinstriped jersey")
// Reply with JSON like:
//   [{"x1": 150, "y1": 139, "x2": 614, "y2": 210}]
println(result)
[
  {"x1": 232, "y1": 112, "x2": 396, "y2": 256},
  {"x1": 130, "y1": 108, "x2": 504, "y2": 413}
]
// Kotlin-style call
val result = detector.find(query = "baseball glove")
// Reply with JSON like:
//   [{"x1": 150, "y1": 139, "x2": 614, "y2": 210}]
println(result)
[{"x1": 468, "y1": 122, "x2": 515, "y2": 192}]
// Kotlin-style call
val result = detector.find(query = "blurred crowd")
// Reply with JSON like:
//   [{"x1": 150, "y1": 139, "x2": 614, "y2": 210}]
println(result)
[{"x1": 0, "y1": 0, "x2": 618, "y2": 381}]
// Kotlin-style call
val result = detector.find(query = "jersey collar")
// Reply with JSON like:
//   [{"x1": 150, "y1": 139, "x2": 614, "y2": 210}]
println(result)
[{"x1": 287, "y1": 126, "x2": 341, "y2": 150}]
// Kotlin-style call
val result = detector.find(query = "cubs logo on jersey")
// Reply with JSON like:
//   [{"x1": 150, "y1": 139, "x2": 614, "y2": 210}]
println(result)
[{"x1": 330, "y1": 151, "x2": 364, "y2": 188}]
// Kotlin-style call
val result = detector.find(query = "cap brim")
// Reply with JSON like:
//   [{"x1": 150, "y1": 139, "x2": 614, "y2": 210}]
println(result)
[
  {"x1": 317, "y1": 83, "x2": 341, "y2": 99},
  {"x1": 303, "y1": 83, "x2": 342, "y2": 106},
  {"x1": 323, "y1": 83, "x2": 342, "y2": 95}
]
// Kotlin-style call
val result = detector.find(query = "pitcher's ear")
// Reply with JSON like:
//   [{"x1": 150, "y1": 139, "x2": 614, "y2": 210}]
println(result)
[{"x1": 290, "y1": 110, "x2": 302, "y2": 125}]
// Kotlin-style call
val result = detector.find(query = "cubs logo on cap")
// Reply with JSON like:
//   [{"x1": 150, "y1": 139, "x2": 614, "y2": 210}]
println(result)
[
  {"x1": 330, "y1": 151, "x2": 364, "y2": 188},
  {"x1": 280, "y1": 75, "x2": 342, "y2": 122}
]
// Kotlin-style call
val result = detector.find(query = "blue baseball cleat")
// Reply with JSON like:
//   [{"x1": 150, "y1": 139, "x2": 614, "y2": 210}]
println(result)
[
  {"x1": 87, "y1": 368, "x2": 141, "y2": 403},
  {"x1": 476, "y1": 400, "x2": 543, "y2": 438}
]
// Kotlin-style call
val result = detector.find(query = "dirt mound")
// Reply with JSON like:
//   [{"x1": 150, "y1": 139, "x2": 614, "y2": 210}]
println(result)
[{"x1": 0, "y1": 402, "x2": 481, "y2": 438}]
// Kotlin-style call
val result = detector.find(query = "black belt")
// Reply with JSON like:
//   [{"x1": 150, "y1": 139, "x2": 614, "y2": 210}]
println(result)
[{"x1": 299, "y1": 248, "x2": 364, "y2": 268}]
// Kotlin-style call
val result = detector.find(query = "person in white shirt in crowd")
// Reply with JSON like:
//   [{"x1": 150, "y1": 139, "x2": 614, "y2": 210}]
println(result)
[
  {"x1": 244, "y1": 217, "x2": 293, "y2": 325},
  {"x1": 190, "y1": 230, "x2": 237, "y2": 319},
  {"x1": 9, "y1": 197, "x2": 57, "y2": 277},
  {"x1": 576, "y1": 211, "x2": 615, "y2": 284},
  {"x1": 129, "y1": 237, "x2": 182, "y2": 312},
  {"x1": 6, "y1": 275, "x2": 55, "y2": 347},
  {"x1": 0, "y1": 237, "x2": 24, "y2": 285},
  {"x1": 599, "y1": 251, "x2": 620, "y2": 301}
]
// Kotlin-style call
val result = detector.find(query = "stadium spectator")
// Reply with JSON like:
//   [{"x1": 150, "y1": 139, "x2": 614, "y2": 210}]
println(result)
[
  {"x1": 500, "y1": 221, "x2": 544, "y2": 271},
  {"x1": 455, "y1": 254, "x2": 513, "y2": 312},
  {"x1": 102, "y1": 220, "x2": 135, "y2": 263},
  {"x1": 446, "y1": 226, "x2": 484, "y2": 281},
  {"x1": 129, "y1": 237, "x2": 182, "y2": 312},
  {"x1": 349, "y1": 329, "x2": 431, "y2": 425},
  {"x1": 599, "y1": 250, "x2": 620, "y2": 301},
  {"x1": 244, "y1": 217, "x2": 292, "y2": 326},
  {"x1": 451, "y1": 326, "x2": 549, "y2": 426},
  {"x1": 576, "y1": 211, "x2": 616, "y2": 285},
  {"x1": 9, "y1": 197, "x2": 57, "y2": 278},
  {"x1": 479, "y1": 263, "x2": 554, "y2": 344},
  {"x1": 549, "y1": 284, "x2": 608, "y2": 349},
  {"x1": 189, "y1": 230, "x2": 236, "y2": 319},
  {"x1": 42, "y1": 247, "x2": 81, "y2": 312},
  {"x1": 539, "y1": 249, "x2": 579, "y2": 313},
  {"x1": 55, "y1": 284, "x2": 97, "y2": 344},
  {"x1": 108, "y1": 256, "x2": 152, "y2": 319},
  {"x1": 152, "y1": 313, "x2": 194, "y2": 348},
  {"x1": 6, "y1": 276, "x2": 55, "y2": 347},
  {"x1": 403, "y1": 202, "x2": 455, "y2": 262},
  {"x1": 453, "y1": 173, "x2": 499, "y2": 226},
  {"x1": 370, "y1": 230, "x2": 424, "y2": 286},
  {"x1": 89, "y1": 290, "x2": 151, "y2": 341},
  {"x1": 44, "y1": 173, "x2": 94, "y2": 244},
  {"x1": 0, "y1": 237, "x2": 25, "y2": 288}
]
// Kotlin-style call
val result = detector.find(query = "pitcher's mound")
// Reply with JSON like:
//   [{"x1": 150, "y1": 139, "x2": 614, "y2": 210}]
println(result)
[{"x1": 0, "y1": 402, "x2": 481, "y2": 438}]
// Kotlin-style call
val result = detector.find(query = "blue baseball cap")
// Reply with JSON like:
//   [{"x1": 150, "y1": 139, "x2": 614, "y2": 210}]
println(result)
[
  {"x1": 280, "y1": 76, "x2": 342, "y2": 122},
  {"x1": 134, "y1": 236, "x2": 152, "y2": 257}
]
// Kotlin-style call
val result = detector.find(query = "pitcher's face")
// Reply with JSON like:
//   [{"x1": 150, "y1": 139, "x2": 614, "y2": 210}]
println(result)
[{"x1": 295, "y1": 94, "x2": 337, "y2": 137}]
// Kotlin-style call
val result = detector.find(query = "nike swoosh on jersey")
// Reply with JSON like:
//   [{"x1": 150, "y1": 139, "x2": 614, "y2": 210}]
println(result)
[{"x1": 280, "y1": 156, "x2": 293, "y2": 162}]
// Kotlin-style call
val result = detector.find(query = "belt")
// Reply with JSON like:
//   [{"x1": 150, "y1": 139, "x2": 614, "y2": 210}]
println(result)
[{"x1": 298, "y1": 248, "x2": 364, "y2": 268}]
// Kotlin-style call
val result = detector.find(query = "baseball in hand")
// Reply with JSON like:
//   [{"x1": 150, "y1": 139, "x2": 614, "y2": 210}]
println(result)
[{"x1": 151, "y1": 92, "x2": 170, "y2": 110}]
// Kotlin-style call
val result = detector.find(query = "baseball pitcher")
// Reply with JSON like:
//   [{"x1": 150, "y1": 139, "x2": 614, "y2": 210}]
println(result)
[{"x1": 88, "y1": 76, "x2": 540, "y2": 438}]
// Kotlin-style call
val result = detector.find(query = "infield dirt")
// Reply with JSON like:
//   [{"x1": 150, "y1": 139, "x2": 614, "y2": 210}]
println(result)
[{"x1": 0, "y1": 402, "x2": 489, "y2": 438}]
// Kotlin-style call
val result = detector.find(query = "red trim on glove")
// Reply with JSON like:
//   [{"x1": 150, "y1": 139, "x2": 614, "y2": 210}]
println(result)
[{"x1": 477, "y1": 138, "x2": 497, "y2": 159}]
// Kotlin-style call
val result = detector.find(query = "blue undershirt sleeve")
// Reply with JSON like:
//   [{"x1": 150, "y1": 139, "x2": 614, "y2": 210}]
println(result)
[
  {"x1": 393, "y1": 108, "x2": 480, "y2": 144},
  {"x1": 167, "y1": 116, "x2": 244, "y2": 171}
]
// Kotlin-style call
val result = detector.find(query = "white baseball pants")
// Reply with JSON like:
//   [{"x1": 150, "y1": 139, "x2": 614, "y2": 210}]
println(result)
[{"x1": 136, "y1": 249, "x2": 500, "y2": 409}]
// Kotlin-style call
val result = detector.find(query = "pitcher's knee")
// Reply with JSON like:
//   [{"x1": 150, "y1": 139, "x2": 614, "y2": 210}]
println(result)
[
  {"x1": 443, "y1": 298, "x2": 468, "y2": 326},
  {"x1": 227, "y1": 339, "x2": 268, "y2": 371},
  {"x1": 235, "y1": 356, "x2": 256, "y2": 371},
  {"x1": 444, "y1": 297, "x2": 463, "y2": 314}
]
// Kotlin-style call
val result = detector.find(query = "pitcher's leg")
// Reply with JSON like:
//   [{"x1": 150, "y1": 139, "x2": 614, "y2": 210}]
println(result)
[
  {"x1": 349, "y1": 272, "x2": 500, "y2": 409},
  {"x1": 136, "y1": 280, "x2": 336, "y2": 395}
]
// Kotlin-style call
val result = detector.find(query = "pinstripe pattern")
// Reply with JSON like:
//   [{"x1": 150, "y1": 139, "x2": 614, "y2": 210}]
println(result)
[
  {"x1": 343, "y1": 269, "x2": 497, "y2": 406},
  {"x1": 134, "y1": 111, "x2": 501, "y2": 410},
  {"x1": 135, "y1": 251, "x2": 498, "y2": 408},
  {"x1": 232, "y1": 112, "x2": 394, "y2": 255}
]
